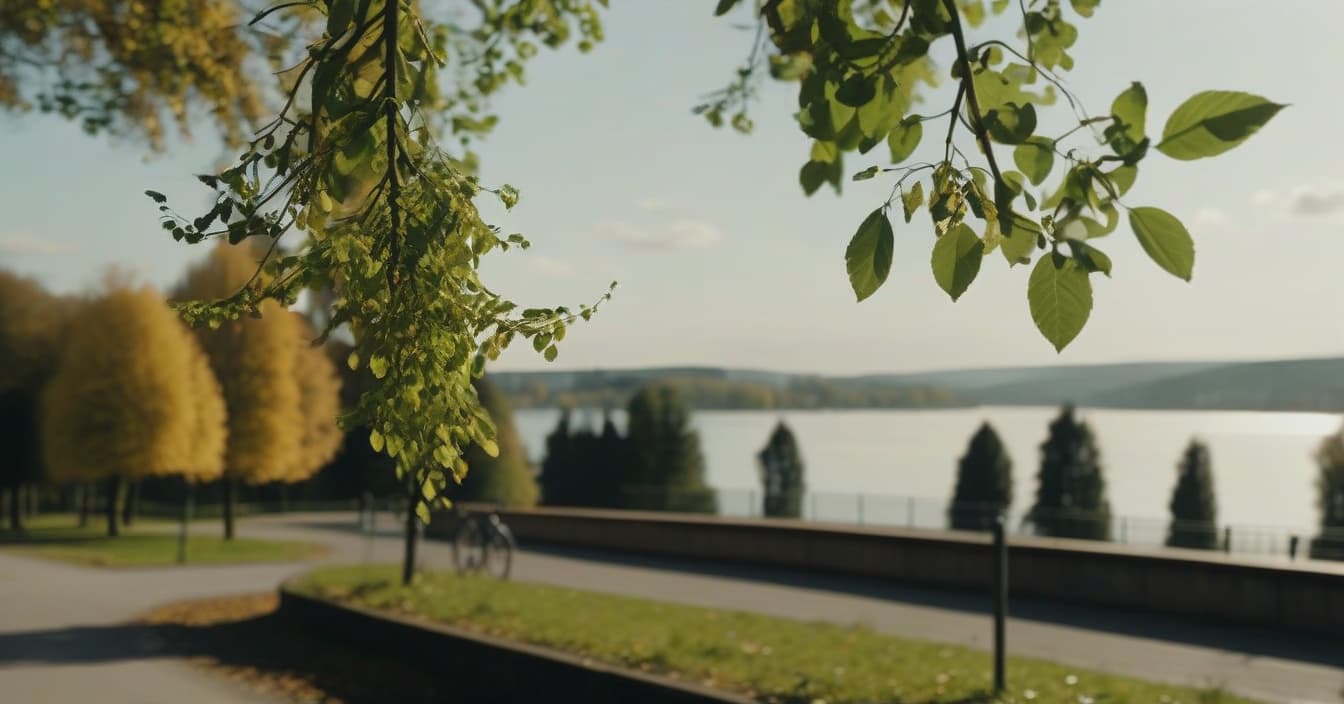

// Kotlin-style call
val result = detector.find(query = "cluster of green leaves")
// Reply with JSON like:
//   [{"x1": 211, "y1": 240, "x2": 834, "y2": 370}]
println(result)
[
  {"x1": 149, "y1": 0, "x2": 611, "y2": 523},
  {"x1": 708, "y1": 0, "x2": 1282, "y2": 350}
]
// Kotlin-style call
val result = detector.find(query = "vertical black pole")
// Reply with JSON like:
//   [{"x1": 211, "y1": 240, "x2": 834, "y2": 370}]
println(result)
[
  {"x1": 992, "y1": 514, "x2": 1008, "y2": 695},
  {"x1": 1289, "y1": 535, "x2": 1299, "y2": 560},
  {"x1": 402, "y1": 475, "x2": 419, "y2": 586}
]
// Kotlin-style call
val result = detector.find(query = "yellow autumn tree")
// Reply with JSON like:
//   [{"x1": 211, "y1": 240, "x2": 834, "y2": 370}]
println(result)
[
  {"x1": 41, "y1": 285, "x2": 225, "y2": 536},
  {"x1": 279, "y1": 316, "x2": 343, "y2": 485},
  {"x1": 0, "y1": 270, "x2": 73, "y2": 531},
  {"x1": 176, "y1": 242, "x2": 301, "y2": 538}
]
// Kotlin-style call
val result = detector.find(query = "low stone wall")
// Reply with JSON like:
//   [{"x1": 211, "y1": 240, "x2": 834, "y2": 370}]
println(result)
[
  {"x1": 278, "y1": 586, "x2": 751, "y2": 704},
  {"x1": 430, "y1": 505, "x2": 1344, "y2": 635}
]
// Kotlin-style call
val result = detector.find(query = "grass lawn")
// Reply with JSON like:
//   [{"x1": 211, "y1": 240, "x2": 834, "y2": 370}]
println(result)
[
  {"x1": 0, "y1": 514, "x2": 325, "y2": 567},
  {"x1": 296, "y1": 565, "x2": 1251, "y2": 704}
]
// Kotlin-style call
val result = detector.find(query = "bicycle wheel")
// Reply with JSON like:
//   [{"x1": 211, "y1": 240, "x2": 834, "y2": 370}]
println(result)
[
  {"x1": 452, "y1": 515, "x2": 487, "y2": 574},
  {"x1": 483, "y1": 522, "x2": 515, "y2": 580}
]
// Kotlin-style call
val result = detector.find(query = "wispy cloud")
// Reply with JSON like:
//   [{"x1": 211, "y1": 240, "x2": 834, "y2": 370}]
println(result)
[
  {"x1": 1250, "y1": 188, "x2": 1277, "y2": 208},
  {"x1": 0, "y1": 232, "x2": 79, "y2": 256},
  {"x1": 1190, "y1": 207, "x2": 1229, "y2": 231},
  {"x1": 601, "y1": 219, "x2": 723, "y2": 250},
  {"x1": 532, "y1": 256, "x2": 575, "y2": 276},
  {"x1": 1289, "y1": 182, "x2": 1344, "y2": 217}
]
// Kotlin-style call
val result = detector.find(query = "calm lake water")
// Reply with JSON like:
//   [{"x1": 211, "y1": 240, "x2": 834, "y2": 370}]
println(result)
[{"x1": 514, "y1": 406, "x2": 1339, "y2": 535}]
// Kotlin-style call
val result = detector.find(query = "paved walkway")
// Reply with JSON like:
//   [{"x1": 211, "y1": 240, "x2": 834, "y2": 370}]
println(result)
[{"x1": 2, "y1": 512, "x2": 1342, "y2": 703}]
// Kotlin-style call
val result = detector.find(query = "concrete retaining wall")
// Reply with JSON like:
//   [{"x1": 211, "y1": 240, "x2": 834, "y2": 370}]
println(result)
[
  {"x1": 430, "y1": 506, "x2": 1344, "y2": 635},
  {"x1": 278, "y1": 586, "x2": 751, "y2": 704}
]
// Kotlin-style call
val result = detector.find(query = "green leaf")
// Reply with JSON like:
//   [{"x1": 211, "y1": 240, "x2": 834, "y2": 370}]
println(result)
[
  {"x1": 1068, "y1": 240, "x2": 1113, "y2": 277},
  {"x1": 1109, "y1": 82, "x2": 1147, "y2": 148},
  {"x1": 931, "y1": 224, "x2": 984, "y2": 301},
  {"x1": 1028, "y1": 254, "x2": 1093, "y2": 352},
  {"x1": 1105, "y1": 165, "x2": 1137, "y2": 196},
  {"x1": 888, "y1": 118, "x2": 923, "y2": 163},
  {"x1": 902, "y1": 182, "x2": 924, "y2": 223},
  {"x1": 852, "y1": 165, "x2": 880, "y2": 182},
  {"x1": 1128, "y1": 206, "x2": 1195, "y2": 281},
  {"x1": 891, "y1": 35, "x2": 930, "y2": 66},
  {"x1": 479, "y1": 437, "x2": 500, "y2": 458},
  {"x1": 983, "y1": 102, "x2": 1037, "y2": 144},
  {"x1": 836, "y1": 75, "x2": 877, "y2": 107},
  {"x1": 714, "y1": 0, "x2": 743, "y2": 15},
  {"x1": 1012, "y1": 137, "x2": 1054, "y2": 185},
  {"x1": 544, "y1": 345, "x2": 559, "y2": 362},
  {"x1": 369, "y1": 429, "x2": 385, "y2": 453},
  {"x1": 346, "y1": 351, "x2": 359, "y2": 371},
  {"x1": 800, "y1": 161, "x2": 829, "y2": 196},
  {"x1": 370, "y1": 355, "x2": 388, "y2": 379},
  {"x1": 1000, "y1": 214, "x2": 1039, "y2": 265},
  {"x1": 1069, "y1": 0, "x2": 1099, "y2": 16},
  {"x1": 415, "y1": 501, "x2": 431, "y2": 524},
  {"x1": 1156, "y1": 91, "x2": 1285, "y2": 161},
  {"x1": 845, "y1": 208, "x2": 894, "y2": 302},
  {"x1": 145, "y1": 190, "x2": 167, "y2": 204}
]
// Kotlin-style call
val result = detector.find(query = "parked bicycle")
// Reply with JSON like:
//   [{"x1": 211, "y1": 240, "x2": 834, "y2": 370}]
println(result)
[{"x1": 450, "y1": 507, "x2": 515, "y2": 579}]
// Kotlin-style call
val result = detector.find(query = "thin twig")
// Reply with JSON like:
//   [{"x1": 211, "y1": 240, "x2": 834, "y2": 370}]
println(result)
[
  {"x1": 945, "y1": 81, "x2": 966, "y2": 164},
  {"x1": 943, "y1": 0, "x2": 1004, "y2": 189},
  {"x1": 384, "y1": 0, "x2": 402, "y2": 292}
]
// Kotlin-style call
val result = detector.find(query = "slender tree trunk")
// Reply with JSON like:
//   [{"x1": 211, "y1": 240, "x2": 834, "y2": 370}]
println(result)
[
  {"x1": 177, "y1": 479, "x2": 194, "y2": 564},
  {"x1": 78, "y1": 483, "x2": 92, "y2": 528},
  {"x1": 223, "y1": 477, "x2": 238, "y2": 540},
  {"x1": 7, "y1": 488, "x2": 21, "y2": 532},
  {"x1": 121, "y1": 481, "x2": 140, "y2": 527},
  {"x1": 105, "y1": 476, "x2": 124, "y2": 538},
  {"x1": 401, "y1": 478, "x2": 419, "y2": 586}
]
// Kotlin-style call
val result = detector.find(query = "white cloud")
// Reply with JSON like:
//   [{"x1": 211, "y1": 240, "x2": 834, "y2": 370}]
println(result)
[
  {"x1": 601, "y1": 218, "x2": 723, "y2": 250},
  {"x1": 1289, "y1": 182, "x2": 1344, "y2": 217},
  {"x1": 1250, "y1": 188, "x2": 1277, "y2": 208},
  {"x1": 0, "y1": 232, "x2": 79, "y2": 256},
  {"x1": 1190, "y1": 207, "x2": 1229, "y2": 230},
  {"x1": 532, "y1": 256, "x2": 575, "y2": 276}
]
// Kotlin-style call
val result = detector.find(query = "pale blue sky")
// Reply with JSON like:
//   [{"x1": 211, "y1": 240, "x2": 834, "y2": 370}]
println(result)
[{"x1": 3, "y1": 2, "x2": 1343, "y2": 375}]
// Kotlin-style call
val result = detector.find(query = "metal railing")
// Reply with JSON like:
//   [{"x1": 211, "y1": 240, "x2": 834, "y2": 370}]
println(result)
[{"x1": 565, "y1": 486, "x2": 1344, "y2": 562}]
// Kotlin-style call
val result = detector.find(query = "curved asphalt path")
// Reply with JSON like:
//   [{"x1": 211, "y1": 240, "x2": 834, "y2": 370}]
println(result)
[{"x1": 1, "y1": 511, "x2": 1341, "y2": 703}]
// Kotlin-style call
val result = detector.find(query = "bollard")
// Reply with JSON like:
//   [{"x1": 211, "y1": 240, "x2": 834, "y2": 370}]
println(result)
[
  {"x1": 1289, "y1": 535, "x2": 1300, "y2": 560},
  {"x1": 992, "y1": 514, "x2": 1008, "y2": 694},
  {"x1": 1223, "y1": 526, "x2": 1232, "y2": 553}
]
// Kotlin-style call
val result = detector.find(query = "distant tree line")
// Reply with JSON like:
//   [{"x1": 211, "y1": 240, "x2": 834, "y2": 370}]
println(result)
[
  {"x1": 7, "y1": 259, "x2": 1342, "y2": 562},
  {"x1": 505, "y1": 376, "x2": 964, "y2": 411},
  {"x1": 539, "y1": 384, "x2": 716, "y2": 514},
  {"x1": 945, "y1": 406, "x2": 1343, "y2": 560}
]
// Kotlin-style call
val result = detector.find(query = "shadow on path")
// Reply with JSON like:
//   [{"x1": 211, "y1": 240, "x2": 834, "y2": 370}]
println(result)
[
  {"x1": 0, "y1": 596, "x2": 449, "y2": 703},
  {"x1": 519, "y1": 544, "x2": 1344, "y2": 670}
]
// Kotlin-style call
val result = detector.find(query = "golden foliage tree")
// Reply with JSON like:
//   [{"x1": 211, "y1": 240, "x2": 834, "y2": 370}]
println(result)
[
  {"x1": 0, "y1": 0, "x2": 303, "y2": 150},
  {"x1": 0, "y1": 271, "x2": 72, "y2": 530},
  {"x1": 280, "y1": 315, "x2": 343, "y2": 484},
  {"x1": 177, "y1": 242, "x2": 301, "y2": 538},
  {"x1": 41, "y1": 285, "x2": 226, "y2": 536},
  {"x1": 0, "y1": 270, "x2": 68, "y2": 392}
]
